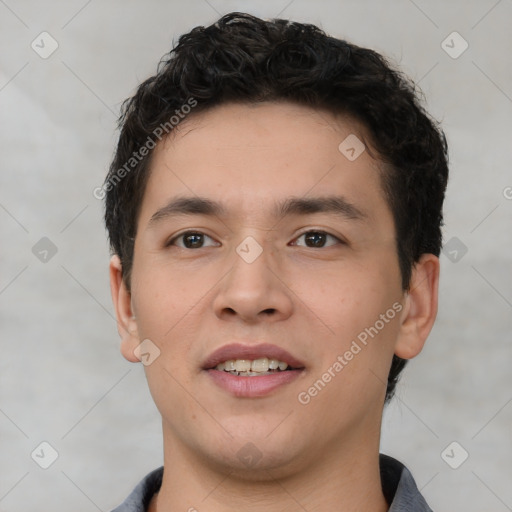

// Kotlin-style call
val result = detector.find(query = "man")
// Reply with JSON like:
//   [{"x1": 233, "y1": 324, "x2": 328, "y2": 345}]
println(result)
[{"x1": 104, "y1": 12, "x2": 448, "y2": 511}]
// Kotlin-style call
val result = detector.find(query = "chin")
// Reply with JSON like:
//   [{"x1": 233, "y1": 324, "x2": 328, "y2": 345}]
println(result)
[
  {"x1": 213, "y1": 450, "x2": 304, "y2": 482},
  {"x1": 198, "y1": 432, "x2": 307, "y2": 481}
]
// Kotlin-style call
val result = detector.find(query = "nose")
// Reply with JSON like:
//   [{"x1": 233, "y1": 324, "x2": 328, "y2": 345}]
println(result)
[{"x1": 212, "y1": 238, "x2": 294, "y2": 324}]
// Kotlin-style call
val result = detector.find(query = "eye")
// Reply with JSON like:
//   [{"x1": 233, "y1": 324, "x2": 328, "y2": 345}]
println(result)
[
  {"x1": 167, "y1": 231, "x2": 219, "y2": 249},
  {"x1": 291, "y1": 230, "x2": 343, "y2": 248}
]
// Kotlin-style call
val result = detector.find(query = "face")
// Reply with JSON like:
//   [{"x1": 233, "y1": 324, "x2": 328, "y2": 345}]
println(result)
[{"x1": 112, "y1": 101, "x2": 436, "y2": 479}]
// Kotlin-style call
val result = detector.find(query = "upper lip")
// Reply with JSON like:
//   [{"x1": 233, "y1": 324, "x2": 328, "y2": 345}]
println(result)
[{"x1": 202, "y1": 343, "x2": 305, "y2": 370}]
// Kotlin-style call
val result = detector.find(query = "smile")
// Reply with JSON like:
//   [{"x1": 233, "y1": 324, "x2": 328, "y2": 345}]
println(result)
[
  {"x1": 215, "y1": 357, "x2": 291, "y2": 376},
  {"x1": 202, "y1": 343, "x2": 306, "y2": 397}
]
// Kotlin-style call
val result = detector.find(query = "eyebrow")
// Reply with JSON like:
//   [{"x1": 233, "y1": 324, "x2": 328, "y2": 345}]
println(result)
[{"x1": 147, "y1": 195, "x2": 367, "y2": 227}]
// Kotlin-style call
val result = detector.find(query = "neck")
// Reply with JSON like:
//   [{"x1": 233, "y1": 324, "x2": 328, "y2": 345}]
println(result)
[{"x1": 150, "y1": 423, "x2": 388, "y2": 512}]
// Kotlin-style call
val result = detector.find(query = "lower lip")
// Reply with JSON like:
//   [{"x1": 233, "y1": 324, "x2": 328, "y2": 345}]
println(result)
[{"x1": 205, "y1": 369, "x2": 303, "y2": 398}]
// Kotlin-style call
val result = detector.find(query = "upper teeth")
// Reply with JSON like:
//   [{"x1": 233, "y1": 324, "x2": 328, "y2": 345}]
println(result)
[{"x1": 215, "y1": 358, "x2": 289, "y2": 372}]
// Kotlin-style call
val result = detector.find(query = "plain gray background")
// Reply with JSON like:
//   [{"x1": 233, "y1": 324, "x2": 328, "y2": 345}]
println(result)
[{"x1": 1, "y1": 1, "x2": 511, "y2": 511}]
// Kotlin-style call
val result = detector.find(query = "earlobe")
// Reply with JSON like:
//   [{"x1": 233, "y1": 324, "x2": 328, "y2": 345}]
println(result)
[
  {"x1": 109, "y1": 255, "x2": 140, "y2": 363},
  {"x1": 394, "y1": 254, "x2": 440, "y2": 360}
]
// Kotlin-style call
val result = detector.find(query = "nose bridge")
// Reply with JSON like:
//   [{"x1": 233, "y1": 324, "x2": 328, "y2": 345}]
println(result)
[{"x1": 230, "y1": 234, "x2": 276, "y2": 297}]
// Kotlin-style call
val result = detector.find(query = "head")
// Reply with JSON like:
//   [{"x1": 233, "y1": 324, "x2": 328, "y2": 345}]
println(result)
[
  {"x1": 105, "y1": 12, "x2": 447, "y2": 477},
  {"x1": 104, "y1": 12, "x2": 448, "y2": 402}
]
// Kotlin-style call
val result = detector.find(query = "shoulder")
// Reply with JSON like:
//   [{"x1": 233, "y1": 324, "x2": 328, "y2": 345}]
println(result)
[
  {"x1": 110, "y1": 467, "x2": 164, "y2": 512},
  {"x1": 380, "y1": 454, "x2": 434, "y2": 512}
]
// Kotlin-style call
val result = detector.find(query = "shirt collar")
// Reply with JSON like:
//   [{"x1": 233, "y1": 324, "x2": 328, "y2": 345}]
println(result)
[
  {"x1": 380, "y1": 454, "x2": 433, "y2": 511},
  {"x1": 111, "y1": 454, "x2": 433, "y2": 511}
]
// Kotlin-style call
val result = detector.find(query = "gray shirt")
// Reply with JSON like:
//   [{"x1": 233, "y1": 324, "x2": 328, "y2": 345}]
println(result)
[{"x1": 111, "y1": 454, "x2": 433, "y2": 511}]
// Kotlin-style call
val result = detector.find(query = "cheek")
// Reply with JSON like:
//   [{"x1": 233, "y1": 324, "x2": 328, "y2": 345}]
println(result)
[
  {"x1": 297, "y1": 299, "x2": 402, "y2": 420},
  {"x1": 130, "y1": 257, "x2": 207, "y2": 339},
  {"x1": 291, "y1": 256, "x2": 401, "y2": 337},
  {"x1": 295, "y1": 263, "x2": 403, "y2": 404}
]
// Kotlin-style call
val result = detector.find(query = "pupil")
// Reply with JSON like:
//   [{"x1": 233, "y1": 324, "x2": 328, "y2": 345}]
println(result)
[
  {"x1": 306, "y1": 232, "x2": 325, "y2": 247},
  {"x1": 185, "y1": 233, "x2": 203, "y2": 248}
]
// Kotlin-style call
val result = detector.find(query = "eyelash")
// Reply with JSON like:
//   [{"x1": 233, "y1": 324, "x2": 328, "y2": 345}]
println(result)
[{"x1": 166, "y1": 230, "x2": 344, "y2": 249}]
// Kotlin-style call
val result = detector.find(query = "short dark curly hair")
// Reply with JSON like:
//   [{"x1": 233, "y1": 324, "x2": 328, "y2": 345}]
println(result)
[{"x1": 103, "y1": 12, "x2": 449, "y2": 402}]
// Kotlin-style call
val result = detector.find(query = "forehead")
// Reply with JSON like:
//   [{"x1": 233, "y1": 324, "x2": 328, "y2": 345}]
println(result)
[{"x1": 137, "y1": 101, "x2": 390, "y2": 228}]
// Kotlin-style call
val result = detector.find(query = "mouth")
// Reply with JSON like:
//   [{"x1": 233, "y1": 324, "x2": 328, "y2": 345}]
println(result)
[
  {"x1": 211, "y1": 357, "x2": 301, "y2": 375},
  {"x1": 202, "y1": 343, "x2": 305, "y2": 398}
]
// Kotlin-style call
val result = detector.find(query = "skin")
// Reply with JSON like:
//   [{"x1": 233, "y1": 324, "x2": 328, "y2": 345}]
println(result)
[{"x1": 110, "y1": 101, "x2": 439, "y2": 511}]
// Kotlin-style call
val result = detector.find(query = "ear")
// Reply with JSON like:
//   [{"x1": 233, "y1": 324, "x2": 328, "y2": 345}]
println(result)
[
  {"x1": 394, "y1": 254, "x2": 440, "y2": 359},
  {"x1": 109, "y1": 255, "x2": 140, "y2": 363}
]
